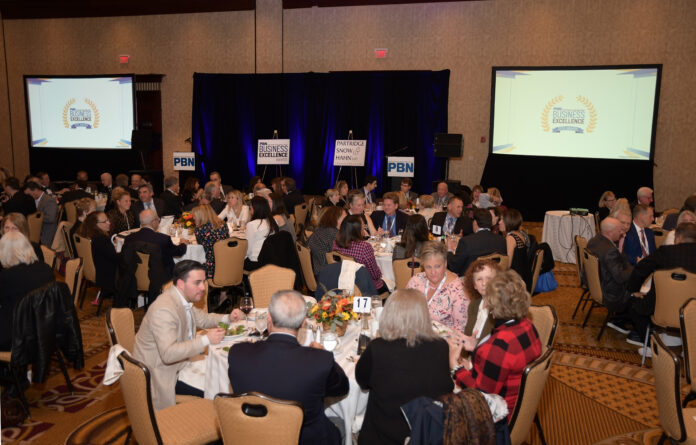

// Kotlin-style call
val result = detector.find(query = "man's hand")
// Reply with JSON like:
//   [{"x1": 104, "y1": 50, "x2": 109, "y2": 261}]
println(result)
[
  {"x1": 376, "y1": 227, "x2": 386, "y2": 237},
  {"x1": 309, "y1": 342, "x2": 324, "y2": 350},
  {"x1": 179, "y1": 238, "x2": 190, "y2": 245},
  {"x1": 206, "y1": 327, "x2": 225, "y2": 345},
  {"x1": 229, "y1": 309, "x2": 245, "y2": 322},
  {"x1": 446, "y1": 237, "x2": 458, "y2": 253},
  {"x1": 632, "y1": 291, "x2": 645, "y2": 299}
]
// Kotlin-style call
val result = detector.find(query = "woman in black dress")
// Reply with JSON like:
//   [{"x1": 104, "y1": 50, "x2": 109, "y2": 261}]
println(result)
[
  {"x1": 79, "y1": 212, "x2": 119, "y2": 305},
  {"x1": 501, "y1": 208, "x2": 532, "y2": 288}
]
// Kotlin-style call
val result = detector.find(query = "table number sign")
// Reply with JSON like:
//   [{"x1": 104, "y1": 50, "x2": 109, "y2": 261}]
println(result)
[{"x1": 353, "y1": 296, "x2": 371, "y2": 314}]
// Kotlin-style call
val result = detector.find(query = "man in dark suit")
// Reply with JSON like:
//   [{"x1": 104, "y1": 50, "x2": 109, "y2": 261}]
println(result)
[
  {"x1": 623, "y1": 204, "x2": 656, "y2": 265},
  {"x1": 370, "y1": 192, "x2": 407, "y2": 237},
  {"x1": 227, "y1": 290, "x2": 349, "y2": 445},
  {"x1": 430, "y1": 196, "x2": 473, "y2": 237},
  {"x1": 446, "y1": 208, "x2": 506, "y2": 275},
  {"x1": 25, "y1": 181, "x2": 58, "y2": 245},
  {"x1": 160, "y1": 176, "x2": 183, "y2": 218},
  {"x1": 431, "y1": 181, "x2": 453, "y2": 209},
  {"x1": 123, "y1": 209, "x2": 188, "y2": 278},
  {"x1": 399, "y1": 177, "x2": 416, "y2": 201},
  {"x1": 209, "y1": 171, "x2": 232, "y2": 197},
  {"x1": 282, "y1": 177, "x2": 305, "y2": 213},
  {"x1": 1, "y1": 177, "x2": 36, "y2": 216},
  {"x1": 362, "y1": 175, "x2": 378, "y2": 205},
  {"x1": 132, "y1": 183, "x2": 166, "y2": 226},
  {"x1": 627, "y1": 222, "x2": 696, "y2": 347},
  {"x1": 60, "y1": 180, "x2": 93, "y2": 204},
  {"x1": 662, "y1": 195, "x2": 696, "y2": 231}
]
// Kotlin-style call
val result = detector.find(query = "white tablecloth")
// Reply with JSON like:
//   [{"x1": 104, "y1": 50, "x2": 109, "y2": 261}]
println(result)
[
  {"x1": 541, "y1": 210, "x2": 596, "y2": 264},
  {"x1": 368, "y1": 237, "x2": 397, "y2": 290}
]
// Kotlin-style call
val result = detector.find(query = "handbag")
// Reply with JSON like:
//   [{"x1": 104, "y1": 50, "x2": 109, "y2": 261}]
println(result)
[{"x1": 534, "y1": 270, "x2": 558, "y2": 293}]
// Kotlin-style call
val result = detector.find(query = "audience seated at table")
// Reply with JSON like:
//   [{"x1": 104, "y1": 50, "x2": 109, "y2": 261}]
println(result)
[
  {"x1": 107, "y1": 187, "x2": 136, "y2": 235},
  {"x1": 60, "y1": 180, "x2": 93, "y2": 205},
  {"x1": 356, "y1": 288, "x2": 453, "y2": 445},
  {"x1": 399, "y1": 177, "x2": 416, "y2": 201},
  {"x1": 269, "y1": 192, "x2": 297, "y2": 242},
  {"x1": 392, "y1": 214, "x2": 429, "y2": 260},
  {"x1": 429, "y1": 195, "x2": 472, "y2": 237},
  {"x1": 24, "y1": 181, "x2": 58, "y2": 246},
  {"x1": 192, "y1": 204, "x2": 229, "y2": 279},
  {"x1": 202, "y1": 181, "x2": 226, "y2": 214},
  {"x1": 446, "y1": 209, "x2": 506, "y2": 276},
  {"x1": 333, "y1": 215, "x2": 388, "y2": 293},
  {"x1": 664, "y1": 210, "x2": 696, "y2": 245},
  {"x1": 246, "y1": 175, "x2": 262, "y2": 195},
  {"x1": 1, "y1": 212, "x2": 44, "y2": 264},
  {"x1": 431, "y1": 181, "x2": 453, "y2": 209},
  {"x1": 663, "y1": 194, "x2": 696, "y2": 231},
  {"x1": 501, "y1": 209, "x2": 533, "y2": 288},
  {"x1": 449, "y1": 270, "x2": 541, "y2": 433},
  {"x1": 181, "y1": 177, "x2": 202, "y2": 208},
  {"x1": 597, "y1": 190, "x2": 617, "y2": 221},
  {"x1": 209, "y1": 170, "x2": 232, "y2": 197},
  {"x1": 308, "y1": 206, "x2": 346, "y2": 276},
  {"x1": 361, "y1": 175, "x2": 378, "y2": 205},
  {"x1": 227, "y1": 290, "x2": 349, "y2": 445},
  {"x1": 370, "y1": 192, "x2": 407, "y2": 238},
  {"x1": 70, "y1": 197, "x2": 97, "y2": 253},
  {"x1": 407, "y1": 241, "x2": 468, "y2": 332},
  {"x1": 132, "y1": 183, "x2": 166, "y2": 226},
  {"x1": 98, "y1": 172, "x2": 113, "y2": 208},
  {"x1": 245, "y1": 196, "x2": 279, "y2": 271},
  {"x1": 1, "y1": 177, "x2": 36, "y2": 216},
  {"x1": 466, "y1": 185, "x2": 483, "y2": 212},
  {"x1": 79, "y1": 212, "x2": 119, "y2": 306},
  {"x1": 282, "y1": 177, "x2": 305, "y2": 213},
  {"x1": 462, "y1": 259, "x2": 498, "y2": 341},
  {"x1": 417, "y1": 194, "x2": 437, "y2": 224},
  {"x1": 218, "y1": 189, "x2": 249, "y2": 227},
  {"x1": 346, "y1": 190, "x2": 378, "y2": 236},
  {"x1": 315, "y1": 261, "x2": 377, "y2": 299},
  {"x1": 623, "y1": 204, "x2": 656, "y2": 265},
  {"x1": 0, "y1": 231, "x2": 55, "y2": 350},
  {"x1": 489, "y1": 206, "x2": 503, "y2": 235},
  {"x1": 633, "y1": 186, "x2": 654, "y2": 209},
  {"x1": 323, "y1": 188, "x2": 341, "y2": 208},
  {"x1": 159, "y1": 175, "x2": 183, "y2": 218},
  {"x1": 335, "y1": 180, "x2": 349, "y2": 208}
]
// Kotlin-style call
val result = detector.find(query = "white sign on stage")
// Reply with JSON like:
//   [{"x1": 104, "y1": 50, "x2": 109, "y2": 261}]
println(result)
[
  {"x1": 257, "y1": 139, "x2": 290, "y2": 165},
  {"x1": 334, "y1": 140, "x2": 366, "y2": 166},
  {"x1": 173, "y1": 152, "x2": 196, "y2": 171},
  {"x1": 387, "y1": 156, "x2": 415, "y2": 177}
]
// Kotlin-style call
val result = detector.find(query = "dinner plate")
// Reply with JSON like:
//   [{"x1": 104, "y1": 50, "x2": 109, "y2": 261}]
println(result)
[{"x1": 222, "y1": 325, "x2": 249, "y2": 341}]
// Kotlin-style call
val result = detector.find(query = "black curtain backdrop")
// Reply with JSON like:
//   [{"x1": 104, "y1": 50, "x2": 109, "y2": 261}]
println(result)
[{"x1": 191, "y1": 70, "x2": 449, "y2": 195}]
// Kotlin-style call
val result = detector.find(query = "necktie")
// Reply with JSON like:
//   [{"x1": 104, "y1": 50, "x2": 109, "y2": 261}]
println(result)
[
  {"x1": 388, "y1": 215, "x2": 394, "y2": 236},
  {"x1": 640, "y1": 229, "x2": 648, "y2": 257}
]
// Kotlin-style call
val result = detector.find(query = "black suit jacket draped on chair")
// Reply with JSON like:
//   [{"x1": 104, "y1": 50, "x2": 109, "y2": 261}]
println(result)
[
  {"x1": 116, "y1": 240, "x2": 168, "y2": 308},
  {"x1": 123, "y1": 227, "x2": 186, "y2": 279},
  {"x1": 447, "y1": 230, "x2": 506, "y2": 276},
  {"x1": 258, "y1": 230, "x2": 303, "y2": 289}
]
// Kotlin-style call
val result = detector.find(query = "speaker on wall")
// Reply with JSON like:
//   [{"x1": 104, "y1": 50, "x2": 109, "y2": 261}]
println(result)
[
  {"x1": 131, "y1": 129, "x2": 155, "y2": 153},
  {"x1": 433, "y1": 133, "x2": 463, "y2": 158}
]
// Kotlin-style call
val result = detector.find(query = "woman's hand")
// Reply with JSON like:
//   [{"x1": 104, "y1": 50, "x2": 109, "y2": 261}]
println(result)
[
  {"x1": 447, "y1": 337, "x2": 463, "y2": 370},
  {"x1": 460, "y1": 334, "x2": 477, "y2": 352}
]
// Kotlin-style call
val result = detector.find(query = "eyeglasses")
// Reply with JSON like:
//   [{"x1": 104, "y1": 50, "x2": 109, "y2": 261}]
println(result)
[{"x1": 97, "y1": 220, "x2": 109, "y2": 224}]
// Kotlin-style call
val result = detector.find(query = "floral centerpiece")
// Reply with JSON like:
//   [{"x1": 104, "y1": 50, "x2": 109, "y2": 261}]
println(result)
[
  {"x1": 308, "y1": 289, "x2": 359, "y2": 336},
  {"x1": 178, "y1": 212, "x2": 196, "y2": 230}
]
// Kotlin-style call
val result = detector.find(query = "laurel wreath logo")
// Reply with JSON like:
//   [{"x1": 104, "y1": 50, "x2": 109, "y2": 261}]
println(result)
[
  {"x1": 540, "y1": 95, "x2": 563, "y2": 132},
  {"x1": 84, "y1": 98, "x2": 100, "y2": 129},
  {"x1": 62, "y1": 98, "x2": 76, "y2": 128},
  {"x1": 576, "y1": 95, "x2": 597, "y2": 133}
]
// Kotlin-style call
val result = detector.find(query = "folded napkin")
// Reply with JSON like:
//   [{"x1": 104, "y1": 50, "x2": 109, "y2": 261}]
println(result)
[
  {"x1": 103, "y1": 344, "x2": 127, "y2": 385},
  {"x1": 338, "y1": 260, "x2": 364, "y2": 293}
]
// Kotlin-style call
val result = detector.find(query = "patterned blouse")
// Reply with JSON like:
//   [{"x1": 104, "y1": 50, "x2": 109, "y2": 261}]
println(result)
[
  {"x1": 194, "y1": 222, "x2": 230, "y2": 278},
  {"x1": 332, "y1": 240, "x2": 383, "y2": 290},
  {"x1": 107, "y1": 208, "x2": 135, "y2": 236},
  {"x1": 407, "y1": 272, "x2": 468, "y2": 332},
  {"x1": 307, "y1": 226, "x2": 338, "y2": 275}
]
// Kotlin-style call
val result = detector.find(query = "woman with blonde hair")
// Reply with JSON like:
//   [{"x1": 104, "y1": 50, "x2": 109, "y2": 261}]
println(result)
[
  {"x1": 324, "y1": 188, "x2": 341, "y2": 207},
  {"x1": 107, "y1": 187, "x2": 135, "y2": 235},
  {"x1": 1, "y1": 212, "x2": 44, "y2": 263},
  {"x1": 611, "y1": 198, "x2": 631, "y2": 217},
  {"x1": 417, "y1": 194, "x2": 437, "y2": 223},
  {"x1": 218, "y1": 189, "x2": 249, "y2": 228},
  {"x1": 597, "y1": 191, "x2": 617, "y2": 221},
  {"x1": 664, "y1": 210, "x2": 696, "y2": 245},
  {"x1": 356, "y1": 288, "x2": 453, "y2": 445},
  {"x1": 335, "y1": 180, "x2": 349, "y2": 207},
  {"x1": 193, "y1": 204, "x2": 230, "y2": 278}
]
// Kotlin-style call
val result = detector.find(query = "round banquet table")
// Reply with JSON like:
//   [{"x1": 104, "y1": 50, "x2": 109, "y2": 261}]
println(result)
[
  {"x1": 541, "y1": 210, "x2": 596, "y2": 264},
  {"x1": 113, "y1": 227, "x2": 207, "y2": 264}
]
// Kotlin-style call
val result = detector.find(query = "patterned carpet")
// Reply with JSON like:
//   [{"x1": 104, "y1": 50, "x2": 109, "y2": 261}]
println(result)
[{"x1": 0, "y1": 226, "x2": 682, "y2": 444}]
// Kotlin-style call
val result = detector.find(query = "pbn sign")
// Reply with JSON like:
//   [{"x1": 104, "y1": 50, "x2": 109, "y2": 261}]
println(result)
[
  {"x1": 173, "y1": 152, "x2": 196, "y2": 171},
  {"x1": 387, "y1": 156, "x2": 414, "y2": 177}
]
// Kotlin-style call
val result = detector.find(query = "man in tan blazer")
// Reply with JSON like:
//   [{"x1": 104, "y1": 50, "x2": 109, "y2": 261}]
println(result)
[{"x1": 133, "y1": 260, "x2": 244, "y2": 410}]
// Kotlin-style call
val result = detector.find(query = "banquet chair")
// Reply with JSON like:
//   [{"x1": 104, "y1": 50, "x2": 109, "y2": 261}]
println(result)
[
  {"x1": 135, "y1": 251, "x2": 151, "y2": 294},
  {"x1": 61, "y1": 221, "x2": 75, "y2": 259},
  {"x1": 65, "y1": 257, "x2": 84, "y2": 306},
  {"x1": 296, "y1": 241, "x2": 317, "y2": 292},
  {"x1": 293, "y1": 203, "x2": 309, "y2": 236},
  {"x1": 651, "y1": 333, "x2": 696, "y2": 444},
  {"x1": 209, "y1": 237, "x2": 247, "y2": 290},
  {"x1": 27, "y1": 211, "x2": 44, "y2": 244},
  {"x1": 325, "y1": 251, "x2": 355, "y2": 265},
  {"x1": 582, "y1": 249, "x2": 613, "y2": 341},
  {"x1": 528, "y1": 305, "x2": 558, "y2": 353},
  {"x1": 392, "y1": 257, "x2": 423, "y2": 289},
  {"x1": 508, "y1": 348, "x2": 554, "y2": 445},
  {"x1": 529, "y1": 249, "x2": 544, "y2": 295},
  {"x1": 73, "y1": 234, "x2": 99, "y2": 311},
  {"x1": 64, "y1": 201, "x2": 78, "y2": 224},
  {"x1": 571, "y1": 236, "x2": 590, "y2": 320},
  {"x1": 41, "y1": 245, "x2": 56, "y2": 269},
  {"x1": 106, "y1": 307, "x2": 135, "y2": 352},
  {"x1": 117, "y1": 351, "x2": 220, "y2": 445},
  {"x1": 680, "y1": 299, "x2": 696, "y2": 407},
  {"x1": 640, "y1": 268, "x2": 696, "y2": 366},
  {"x1": 477, "y1": 252, "x2": 509, "y2": 270},
  {"x1": 654, "y1": 229, "x2": 667, "y2": 249},
  {"x1": 214, "y1": 392, "x2": 303, "y2": 445},
  {"x1": 249, "y1": 265, "x2": 296, "y2": 308}
]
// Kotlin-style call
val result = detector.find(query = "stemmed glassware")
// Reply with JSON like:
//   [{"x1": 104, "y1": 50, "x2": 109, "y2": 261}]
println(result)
[{"x1": 240, "y1": 296, "x2": 254, "y2": 326}]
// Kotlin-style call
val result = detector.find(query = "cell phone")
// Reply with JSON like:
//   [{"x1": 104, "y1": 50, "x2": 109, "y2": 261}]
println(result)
[{"x1": 357, "y1": 334, "x2": 370, "y2": 356}]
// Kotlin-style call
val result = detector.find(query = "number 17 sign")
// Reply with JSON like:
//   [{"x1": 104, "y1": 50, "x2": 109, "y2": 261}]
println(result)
[{"x1": 353, "y1": 296, "x2": 371, "y2": 314}]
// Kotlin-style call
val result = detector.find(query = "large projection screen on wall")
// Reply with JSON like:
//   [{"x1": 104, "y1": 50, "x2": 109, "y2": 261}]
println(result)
[{"x1": 489, "y1": 65, "x2": 661, "y2": 161}]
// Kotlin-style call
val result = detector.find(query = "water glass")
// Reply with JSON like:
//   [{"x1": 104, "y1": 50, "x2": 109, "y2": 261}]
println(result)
[
  {"x1": 322, "y1": 332, "x2": 338, "y2": 352},
  {"x1": 254, "y1": 311, "x2": 267, "y2": 333}
]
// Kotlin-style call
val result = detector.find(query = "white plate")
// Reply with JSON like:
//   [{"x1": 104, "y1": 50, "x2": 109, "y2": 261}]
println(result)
[{"x1": 222, "y1": 325, "x2": 249, "y2": 341}]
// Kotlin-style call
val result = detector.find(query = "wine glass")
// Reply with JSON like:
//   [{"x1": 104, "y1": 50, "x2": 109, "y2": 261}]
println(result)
[
  {"x1": 255, "y1": 311, "x2": 267, "y2": 334},
  {"x1": 322, "y1": 332, "x2": 338, "y2": 352},
  {"x1": 240, "y1": 296, "x2": 254, "y2": 325}
]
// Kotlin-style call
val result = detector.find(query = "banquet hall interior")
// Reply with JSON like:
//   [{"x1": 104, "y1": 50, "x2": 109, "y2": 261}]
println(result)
[{"x1": 1, "y1": 0, "x2": 695, "y2": 444}]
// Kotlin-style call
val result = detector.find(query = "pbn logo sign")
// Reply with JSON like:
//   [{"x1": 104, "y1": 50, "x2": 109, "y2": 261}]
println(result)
[
  {"x1": 173, "y1": 152, "x2": 196, "y2": 171},
  {"x1": 387, "y1": 156, "x2": 414, "y2": 177}
]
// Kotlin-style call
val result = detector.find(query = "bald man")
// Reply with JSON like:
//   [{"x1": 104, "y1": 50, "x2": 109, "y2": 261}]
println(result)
[{"x1": 587, "y1": 217, "x2": 635, "y2": 335}]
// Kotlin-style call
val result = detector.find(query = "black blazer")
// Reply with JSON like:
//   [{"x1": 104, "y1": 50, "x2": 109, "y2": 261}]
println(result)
[
  {"x1": 131, "y1": 198, "x2": 166, "y2": 226},
  {"x1": 159, "y1": 189, "x2": 183, "y2": 218},
  {"x1": 227, "y1": 333, "x2": 349, "y2": 445},
  {"x1": 3, "y1": 192, "x2": 36, "y2": 216},
  {"x1": 429, "y1": 211, "x2": 473, "y2": 237},
  {"x1": 61, "y1": 188, "x2": 92, "y2": 204},
  {"x1": 284, "y1": 190, "x2": 305, "y2": 213},
  {"x1": 315, "y1": 262, "x2": 378, "y2": 299},
  {"x1": 447, "y1": 229, "x2": 506, "y2": 276},
  {"x1": 355, "y1": 338, "x2": 453, "y2": 445},
  {"x1": 123, "y1": 227, "x2": 186, "y2": 278},
  {"x1": 586, "y1": 234, "x2": 633, "y2": 313},
  {"x1": 91, "y1": 233, "x2": 119, "y2": 291},
  {"x1": 370, "y1": 210, "x2": 408, "y2": 236}
]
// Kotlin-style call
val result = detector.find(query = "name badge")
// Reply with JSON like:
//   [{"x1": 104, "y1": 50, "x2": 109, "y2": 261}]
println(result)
[{"x1": 432, "y1": 225, "x2": 442, "y2": 235}]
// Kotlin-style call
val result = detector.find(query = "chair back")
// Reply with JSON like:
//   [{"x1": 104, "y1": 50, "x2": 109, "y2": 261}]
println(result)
[
  {"x1": 653, "y1": 268, "x2": 696, "y2": 329},
  {"x1": 117, "y1": 352, "x2": 163, "y2": 445},
  {"x1": 528, "y1": 305, "x2": 558, "y2": 353},
  {"x1": 211, "y1": 237, "x2": 247, "y2": 287},
  {"x1": 393, "y1": 257, "x2": 423, "y2": 289},
  {"x1": 249, "y1": 264, "x2": 296, "y2": 307},
  {"x1": 530, "y1": 248, "x2": 544, "y2": 294},
  {"x1": 680, "y1": 299, "x2": 696, "y2": 390},
  {"x1": 325, "y1": 251, "x2": 355, "y2": 264},
  {"x1": 106, "y1": 308, "x2": 135, "y2": 352},
  {"x1": 73, "y1": 234, "x2": 96, "y2": 282},
  {"x1": 41, "y1": 245, "x2": 56, "y2": 269},
  {"x1": 27, "y1": 211, "x2": 44, "y2": 244},
  {"x1": 477, "y1": 252, "x2": 509, "y2": 270},
  {"x1": 214, "y1": 392, "x2": 303, "y2": 445},
  {"x1": 65, "y1": 258, "x2": 84, "y2": 306},
  {"x1": 293, "y1": 203, "x2": 309, "y2": 235},
  {"x1": 135, "y1": 252, "x2": 151, "y2": 293},
  {"x1": 64, "y1": 201, "x2": 78, "y2": 224},
  {"x1": 583, "y1": 249, "x2": 603, "y2": 305},
  {"x1": 651, "y1": 333, "x2": 687, "y2": 443},
  {"x1": 574, "y1": 235, "x2": 588, "y2": 283},
  {"x1": 509, "y1": 348, "x2": 554, "y2": 445},
  {"x1": 296, "y1": 242, "x2": 317, "y2": 292},
  {"x1": 61, "y1": 222, "x2": 75, "y2": 258},
  {"x1": 654, "y1": 230, "x2": 667, "y2": 248}
]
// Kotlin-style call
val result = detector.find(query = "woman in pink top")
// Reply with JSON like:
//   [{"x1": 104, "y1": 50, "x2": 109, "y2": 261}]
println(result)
[{"x1": 407, "y1": 241, "x2": 468, "y2": 332}]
